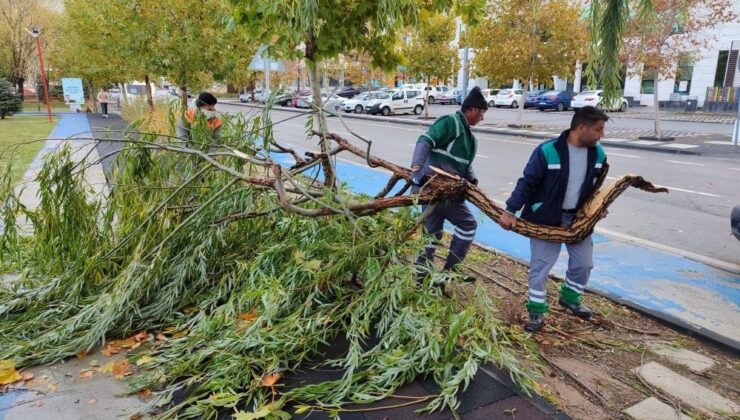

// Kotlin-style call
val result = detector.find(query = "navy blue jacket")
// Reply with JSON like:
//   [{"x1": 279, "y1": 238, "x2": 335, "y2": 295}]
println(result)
[{"x1": 505, "y1": 130, "x2": 607, "y2": 226}]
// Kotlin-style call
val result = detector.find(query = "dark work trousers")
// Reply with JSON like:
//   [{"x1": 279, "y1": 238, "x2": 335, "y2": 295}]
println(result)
[
  {"x1": 416, "y1": 198, "x2": 478, "y2": 271},
  {"x1": 100, "y1": 102, "x2": 108, "y2": 116}
]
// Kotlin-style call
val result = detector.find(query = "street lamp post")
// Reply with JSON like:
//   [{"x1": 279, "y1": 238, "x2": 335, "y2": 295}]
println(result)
[{"x1": 26, "y1": 27, "x2": 52, "y2": 123}]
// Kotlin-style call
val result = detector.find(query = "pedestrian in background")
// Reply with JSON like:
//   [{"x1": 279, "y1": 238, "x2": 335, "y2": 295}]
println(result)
[
  {"x1": 97, "y1": 88, "x2": 109, "y2": 118},
  {"x1": 410, "y1": 86, "x2": 488, "y2": 286},
  {"x1": 500, "y1": 106, "x2": 609, "y2": 333}
]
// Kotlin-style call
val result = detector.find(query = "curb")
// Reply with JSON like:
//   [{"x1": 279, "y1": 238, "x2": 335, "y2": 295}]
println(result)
[{"x1": 221, "y1": 101, "x2": 717, "y2": 156}]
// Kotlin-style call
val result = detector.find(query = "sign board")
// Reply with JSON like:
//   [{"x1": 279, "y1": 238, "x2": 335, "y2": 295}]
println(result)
[
  {"x1": 248, "y1": 46, "x2": 286, "y2": 73},
  {"x1": 61, "y1": 78, "x2": 84, "y2": 105}
]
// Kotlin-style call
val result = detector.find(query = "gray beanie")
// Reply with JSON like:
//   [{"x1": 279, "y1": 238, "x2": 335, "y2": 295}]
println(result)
[{"x1": 462, "y1": 86, "x2": 488, "y2": 110}]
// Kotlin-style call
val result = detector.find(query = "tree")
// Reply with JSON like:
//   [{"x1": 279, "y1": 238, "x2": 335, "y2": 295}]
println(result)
[
  {"x1": 467, "y1": 0, "x2": 587, "y2": 126},
  {"x1": 0, "y1": 78, "x2": 22, "y2": 118},
  {"x1": 0, "y1": 0, "x2": 61, "y2": 100},
  {"x1": 622, "y1": 0, "x2": 736, "y2": 139},
  {"x1": 344, "y1": 51, "x2": 387, "y2": 92},
  {"x1": 403, "y1": 12, "x2": 460, "y2": 118},
  {"x1": 232, "y1": 0, "x2": 484, "y2": 186}
]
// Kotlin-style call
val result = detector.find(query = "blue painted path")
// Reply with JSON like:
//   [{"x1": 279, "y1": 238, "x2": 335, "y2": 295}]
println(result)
[{"x1": 270, "y1": 150, "x2": 740, "y2": 349}]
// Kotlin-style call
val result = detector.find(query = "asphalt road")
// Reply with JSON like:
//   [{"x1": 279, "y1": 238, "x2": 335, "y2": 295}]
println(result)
[{"x1": 222, "y1": 104, "x2": 740, "y2": 267}]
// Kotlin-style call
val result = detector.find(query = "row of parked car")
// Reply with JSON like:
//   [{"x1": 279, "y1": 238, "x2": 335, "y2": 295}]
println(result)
[
  {"x1": 453, "y1": 88, "x2": 629, "y2": 112},
  {"x1": 240, "y1": 87, "x2": 430, "y2": 116}
]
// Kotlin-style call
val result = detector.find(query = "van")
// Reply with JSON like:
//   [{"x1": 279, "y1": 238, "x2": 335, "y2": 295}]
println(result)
[{"x1": 365, "y1": 89, "x2": 425, "y2": 116}]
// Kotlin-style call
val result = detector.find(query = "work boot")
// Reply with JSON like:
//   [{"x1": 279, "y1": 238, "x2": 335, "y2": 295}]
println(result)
[
  {"x1": 524, "y1": 313, "x2": 545, "y2": 332},
  {"x1": 558, "y1": 299, "x2": 592, "y2": 319}
]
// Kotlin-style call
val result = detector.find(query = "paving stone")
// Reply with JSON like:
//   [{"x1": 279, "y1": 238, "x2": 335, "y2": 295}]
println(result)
[
  {"x1": 633, "y1": 362, "x2": 739, "y2": 416},
  {"x1": 623, "y1": 397, "x2": 690, "y2": 420},
  {"x1": 647, "y1": 343, "x2": 716, "y2": 373}
]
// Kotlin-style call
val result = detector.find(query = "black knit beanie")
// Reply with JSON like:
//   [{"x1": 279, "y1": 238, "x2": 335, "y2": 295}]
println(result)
[
  {"x1": 196, "y1": 92, "x2": 218, "y2": 107},
  {"x1": 462, "y1": 86, "x2": 488, "y2": 110}
]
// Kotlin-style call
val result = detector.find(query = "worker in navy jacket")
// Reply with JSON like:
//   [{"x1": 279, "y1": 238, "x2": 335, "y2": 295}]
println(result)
[{"x1": 500, "y1": 106, "x2": 609, "y2": 332}]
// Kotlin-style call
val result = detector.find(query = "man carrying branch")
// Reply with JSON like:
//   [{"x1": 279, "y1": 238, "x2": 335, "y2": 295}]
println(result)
[
  {"x1": 501, "y1": 106, "x2": 608, "y2": 332},
  {"x1": 411, "y1": 86, "x2": 488, "y2": 283}
]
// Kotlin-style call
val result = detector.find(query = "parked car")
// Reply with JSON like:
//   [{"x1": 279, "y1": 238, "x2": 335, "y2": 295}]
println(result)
[
  {"x1": 336, "y1": 86, "x2": 361, "y2": 98},
  {"x1": 239, "y1": 89, "x2": 262, "y2": 103},
  {"x1": 570, "y1": 90, "x2": 628, "y2": 112},
  {"x1": 341, "y1": 91, "x2": 378, "y2": 113},
  {"x1": 454, "y1": 87, "x2": 498, "y2": 106},
  {"x1": 732, "y1": 205, "x2": 740, "y2": 241},
  {"x1": 274, "y1": 93, "x2": 294, "y2": 106},
  {"x1": 524, "y1": 90, "x2": 547, "y2": 108},
  {"x1": 494, "y1": 89, "x2": 523, "y2": 108},
  {"x1": 297, "y1": 92, "x2": 343, "y2": 112},
  {"x1": 422, "y1": 85, "x2": 451, "y2": 104},
  {"x1": 436, "y1": 89, "x2": 457, "y2": 105},
  {"x1": 291, "y1": 90, "x2": 311, "y2": 107},
  {"x1": 535, "y1": 90, "x2": 574, "y2": 112},
  {"x1": 365, "y1": 89, "x2": 425, "y2": 116}
]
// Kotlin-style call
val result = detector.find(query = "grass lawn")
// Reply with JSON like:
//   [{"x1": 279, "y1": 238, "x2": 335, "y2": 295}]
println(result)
[
  {"x1": 0, "y1": 116, "x2": 56, "y2": 185},
  {"x1": 22, "y1": 101, "x2": 70, "y2": 112}
]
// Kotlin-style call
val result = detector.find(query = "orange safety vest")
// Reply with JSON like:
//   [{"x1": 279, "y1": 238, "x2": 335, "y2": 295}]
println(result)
[{"x1": 185, "y1": 108, "x2": 222, "y2": 130}]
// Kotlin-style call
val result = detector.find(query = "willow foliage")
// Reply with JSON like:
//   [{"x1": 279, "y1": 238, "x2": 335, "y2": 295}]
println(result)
[{"x1": 0, "y1": 110, "x2": 536, "y2": 418}]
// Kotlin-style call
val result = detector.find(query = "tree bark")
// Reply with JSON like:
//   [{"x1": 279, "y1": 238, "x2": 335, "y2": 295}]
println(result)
[
  {"x1": 180, "y1": 85, "x2": 188, "y2": 111},
  {"x1": 16, "y1": 77, "x2": 25, "y2": 101},
  {"x1": 306, "y1": 37, "x2": 336, "y2": 188},
  {"x1": 653, "y1": 74, "x2": 662, "y2": 139},
  {"x1": 144, "y1": 74, "x2": 154, "y2": 112}
]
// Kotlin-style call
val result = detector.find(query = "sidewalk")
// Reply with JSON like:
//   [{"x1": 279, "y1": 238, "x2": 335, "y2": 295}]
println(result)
[{"x1": 223, "y1": 101, "x2": 740, "y2": 156}]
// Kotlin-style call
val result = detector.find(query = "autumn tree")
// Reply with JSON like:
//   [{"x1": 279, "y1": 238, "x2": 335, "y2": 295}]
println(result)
[
  {"x1": 344, "y1": 51, "x2": 387, "y2": 92},
  {"x1": 403, "y1": 12, "x2": 460, "y2": 118},
  {"x1": 0, "y1": 0, "x2": 61, "y2": 100},
  {"x1": 467, "y1": 0, "x2": 587, "y2": 126},
  {"x1": 622, "y1": 0, "x2": 736, "y2": 140},
  {"x1": 233, "y1": 0, "x2": 484, "y2": 186}
]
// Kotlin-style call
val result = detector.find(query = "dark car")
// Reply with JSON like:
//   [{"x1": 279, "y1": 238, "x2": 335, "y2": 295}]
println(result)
[
  {"x1": 524, "y1": 90, "x2": 547, "y2": 108},
  {"x1": 336, "y1": 86, "x2": 361, "y2": 98},
  {"x1": 275, "y1": 93, "x2": 294, "y2": 106},
  {"x1": 732, "y1": 205, "x2": 740, "y2": 241},
  {"x1": 536, "y1": 90, "x2": 574, "y2": 112}
]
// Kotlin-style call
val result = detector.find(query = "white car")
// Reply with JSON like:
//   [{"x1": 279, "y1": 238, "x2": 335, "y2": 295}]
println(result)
[
  {"x1": 297, "y1": 93, "x2": 343, "y2": 113},
  {"x1": 422, "y1": 85, "x2": 451, "y2": 104},
  {"x1": 570, "y1": 90, "x2": 628, "y2": 112},
  {"x1": 341, "y1": 91, "x2": 377, "y2": 113},
  {"x1": 365, "y1": 89, "x2": 425, "y2": 116},
  {"x1": 239, "y1": 89, "x2": 262, "y2": 103},
  {"x1": 494, "y1": 89, "x2": 523, "y2": 108}
]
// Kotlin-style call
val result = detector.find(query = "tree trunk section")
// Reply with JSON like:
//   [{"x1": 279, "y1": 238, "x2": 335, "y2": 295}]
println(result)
[
  {"x1": 517, "y1": 81, "x2": 528, "y2": 127},
  {"x1": 144, "y1": 74, "x2": 154, "y2": 112},
  {"x1": 653, "y1": 76, "x2": 662, "y2": 139},
  {"x1": 308, "y1": 60, "x2": 336, "y2": 187},
  {"x1": 180, "y1": 85, "x2": 189, "y2": 111},
  {"x1": 16, "y1": 77, "x2": 24, "y2": 101}
]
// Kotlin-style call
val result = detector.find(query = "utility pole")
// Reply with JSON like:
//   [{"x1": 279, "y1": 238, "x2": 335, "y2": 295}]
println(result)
[
  {"x1": 27, "y1": 27, "x2": 52, "y2": 123},
  {"x1": 458, "y1": 19, "x2": 470, "y2": 97}
]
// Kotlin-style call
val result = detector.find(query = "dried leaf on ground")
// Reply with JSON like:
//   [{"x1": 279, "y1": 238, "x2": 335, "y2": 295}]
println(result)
[
  {"x1": 79, "y1": 370, "x2": 95, "y2": 379},
  {"x1": 88, "y1": 398, "x2": 97, "y2": 404},
  {"x1": 21, "y1": 372, "x2": 34, "y2": 381},
  {"x1": 261, "y1": 372, "x2": 281, "y2": 387},
  {"x1": 0, "y1": 360, "x2": 23, "y2": 385},
  {"x1": 112, "y1": 359, "x2": 133, "y2": 379},
  {"x1": 75, "y1": 351, "x2": 87, "y2": 359},
  {"x1": 238, "y1": 310, "x2": 258, "y2": 321},
  {"x1": 137, "y1": 388, "x2": 152, "y2": 400}
]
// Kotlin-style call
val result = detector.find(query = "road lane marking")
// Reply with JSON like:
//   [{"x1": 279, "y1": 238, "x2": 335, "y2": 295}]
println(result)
[
  {"x1": 605, "y1": 176, "x2": 720, "y2": 197},
  {"x1": 665, "y1": 160, "x2": 704, "y2": 166},
  {"x1": 608, "y1": 152, "x2": 641, "y2": 159},
  {"x1": 476, "y1": 154, "x2": 489, "y2": 158},
  {"x1": 727, "y1": 167, "x2": 740, "y2": 171}
]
